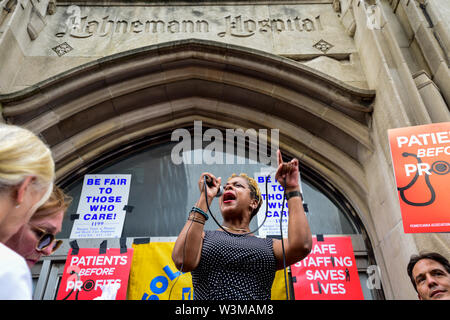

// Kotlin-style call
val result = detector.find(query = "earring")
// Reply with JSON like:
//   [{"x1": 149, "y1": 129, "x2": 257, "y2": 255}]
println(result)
[{"x1": 15, "y1": 204, "x2": 21, "y2": 209}]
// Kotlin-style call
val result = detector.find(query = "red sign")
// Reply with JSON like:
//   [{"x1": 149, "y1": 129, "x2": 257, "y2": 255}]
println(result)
[
  {"x1": 388, "y1": 122, "x2": 450, "y2": 233},
  {"x1": 56, "y1": 248, "x2": 133, "y2": 300},
  {"x1": 291, "y1": 236, "x2": 364, "y2": 300}
]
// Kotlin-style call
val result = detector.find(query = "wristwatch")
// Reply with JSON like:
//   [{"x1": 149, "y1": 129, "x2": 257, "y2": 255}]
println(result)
[{"x1": 285, "y1": 190, "x2": 303, "y2": 201}]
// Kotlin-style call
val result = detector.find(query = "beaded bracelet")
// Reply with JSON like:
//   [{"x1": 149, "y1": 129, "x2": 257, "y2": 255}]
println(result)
[{"x1": 190, "y1": 206, "x2": 209, "y2": 221}]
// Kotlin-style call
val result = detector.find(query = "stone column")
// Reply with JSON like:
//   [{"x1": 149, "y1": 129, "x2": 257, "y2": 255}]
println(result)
[{"x1": 413, "y1": 70, "x2": 450, "y2": 122}]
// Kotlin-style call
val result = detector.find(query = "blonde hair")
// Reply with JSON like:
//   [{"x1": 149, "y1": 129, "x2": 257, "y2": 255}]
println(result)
[
  {"x1": 0, "y1": 124, "x2": 55, "y2": 193},
  {"x1": 228, "y1": 173, "x2": 262, "y2": 218},
  {"x1": 32, "y1": 185, "x2": 72, "y2": 219}
]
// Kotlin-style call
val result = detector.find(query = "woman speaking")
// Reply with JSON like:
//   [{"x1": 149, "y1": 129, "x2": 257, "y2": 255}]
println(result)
[{"x1": 172, "y1": 150, "x2": 312, "y2": 300}]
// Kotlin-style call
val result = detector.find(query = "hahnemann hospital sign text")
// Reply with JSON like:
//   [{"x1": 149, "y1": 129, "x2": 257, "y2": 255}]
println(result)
[
  {"x1": 56, "y1": 12, "x2": 322, "y2": 39},
  {"x1": 34, "y1": 4, "x2": 356, "y2": 59}
]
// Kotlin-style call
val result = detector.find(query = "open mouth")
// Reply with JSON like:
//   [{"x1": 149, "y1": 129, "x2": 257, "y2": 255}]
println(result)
[{"x1": 223, "y1": 192, "x2": 236, "y2": 203}]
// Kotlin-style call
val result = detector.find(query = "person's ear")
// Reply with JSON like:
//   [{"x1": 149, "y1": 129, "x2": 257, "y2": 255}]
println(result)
[
  {"x1": 249, "y1": 198, "x2": 258, "y2": 211},
  {"x1": 15, "y1": 176, "x2": 35, "y2": 206}
]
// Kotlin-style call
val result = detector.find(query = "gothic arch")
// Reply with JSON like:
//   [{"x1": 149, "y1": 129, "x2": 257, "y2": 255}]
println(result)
[{"x1": 0, "y1": 39, "x2": 376, "y2": 238}]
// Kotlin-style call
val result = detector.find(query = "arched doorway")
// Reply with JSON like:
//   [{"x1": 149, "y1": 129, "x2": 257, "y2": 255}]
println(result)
[{"x1": 0, "y1": 39, "x2": 381, "y2": 299}]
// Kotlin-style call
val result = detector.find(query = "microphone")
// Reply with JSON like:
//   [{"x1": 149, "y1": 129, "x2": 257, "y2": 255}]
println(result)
[{"x1": 205, "y1": 175, "x2": 223, "y2": 197}]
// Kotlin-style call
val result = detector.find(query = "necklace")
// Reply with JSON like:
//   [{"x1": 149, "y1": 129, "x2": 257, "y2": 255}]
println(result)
[{"x1": 221, "y1": 225, "x2": 250, "y2": 233}]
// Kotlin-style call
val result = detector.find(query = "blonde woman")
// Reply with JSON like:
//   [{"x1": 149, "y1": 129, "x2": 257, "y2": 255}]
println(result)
[
  {"x1": 0, "y1": 124, "x2": 55, "y2": 299},
  {"x1": 6, "y1": 186, "x2": 71, "y2": 268}
]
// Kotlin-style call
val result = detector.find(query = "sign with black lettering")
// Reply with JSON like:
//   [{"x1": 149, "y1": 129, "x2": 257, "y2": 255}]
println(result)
[
  {"x1": 291, "y1": 236, "x2": 364, "y2": 300},
  {"x1": 254, "y1": 169, "x2": 304, "y2": 237},
  {"x1": 388, "y1": 122, "x2": 450, "y2": 233},
  {"x1": 70, "y1": 174, "x2": 132, "y2": 239}
]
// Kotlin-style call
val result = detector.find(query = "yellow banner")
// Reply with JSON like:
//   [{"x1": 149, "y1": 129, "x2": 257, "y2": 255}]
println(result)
[
  {"x1": 271, "y1": 270, "x2": 289, "y2": 300},
  {"x1": 127, "y1": 241, "x2": 288, "y2": 300},
  {"x1": 127, "y1": 242, "x2": 193, "y2": 300}
]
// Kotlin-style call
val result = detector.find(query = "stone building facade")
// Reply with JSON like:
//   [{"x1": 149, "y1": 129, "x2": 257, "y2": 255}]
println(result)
[{"x1": 0, "y1": 0, "x2": 448, "y2": 300}]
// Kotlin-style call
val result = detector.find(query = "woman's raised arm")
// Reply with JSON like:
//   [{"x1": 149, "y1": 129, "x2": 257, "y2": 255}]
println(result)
[
  {"x1": 272, "y1": 150, "x2": 312, "y2": 270},
  {"x1": 172, "y1": 173, "x2": 221, "y2": 272}
]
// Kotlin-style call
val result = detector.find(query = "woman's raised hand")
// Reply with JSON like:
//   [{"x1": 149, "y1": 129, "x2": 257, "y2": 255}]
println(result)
[{"x1": 275, "y1": 149, "x2": 300, "y2": 190}]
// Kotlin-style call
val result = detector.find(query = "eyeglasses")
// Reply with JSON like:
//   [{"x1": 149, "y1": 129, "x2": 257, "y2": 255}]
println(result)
[{"x1": 29, "y1": 225, "x2": 63, "y2": 254}]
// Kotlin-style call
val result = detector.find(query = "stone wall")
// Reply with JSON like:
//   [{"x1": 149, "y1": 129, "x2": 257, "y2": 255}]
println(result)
[
  {"x1": 0, "y1": 0, "x2": 366, "y2": 92},
  {"x1": 351, "y1": 0, "x2": 450, "y2": 299},
  {"x1": 0, "y1": 0, "x2": 449, "y2": 299}
]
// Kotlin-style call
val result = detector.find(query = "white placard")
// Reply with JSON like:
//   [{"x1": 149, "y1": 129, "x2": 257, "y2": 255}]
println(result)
[
  {"x1": 70, "y1": 174, "x2": 132, "y2": 239},
  {"x1": 255, "y1": 169, "x2": 303, "y2": 238}
]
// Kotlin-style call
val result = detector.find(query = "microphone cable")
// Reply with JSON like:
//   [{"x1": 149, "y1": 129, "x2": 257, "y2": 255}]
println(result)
[
  {"x1": 168, "y1": 173, "x2": 271, "y2": 300},
  {"x1": 203, "y1": 174, "x2": 271, "y2": 237},
  {"x1": 279, "y1": 177, "x2": 290, "y2": 300},
  {"x1": 204, "y1": 174, "x2": 291, "y2": 300},
  {"x1": 169, "y1": 172, "x2": 291, "y2": 301}
]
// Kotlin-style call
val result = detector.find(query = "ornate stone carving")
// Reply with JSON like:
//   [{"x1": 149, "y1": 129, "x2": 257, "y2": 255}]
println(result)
[
  {"x1": 52, "y1": 41, "x2": 73, "y2": 56},
  {"x1": 313, "y1": 39, "x2": 334, "y2": 53}
]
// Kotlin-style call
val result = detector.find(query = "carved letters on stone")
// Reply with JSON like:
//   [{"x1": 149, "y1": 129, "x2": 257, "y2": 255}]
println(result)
[
  {"x1": 218, "y1": 15, "x2": 322, "y2": 37},
  {"x1": 55, "y1": 13, "x2": 324, "y2": 39}
]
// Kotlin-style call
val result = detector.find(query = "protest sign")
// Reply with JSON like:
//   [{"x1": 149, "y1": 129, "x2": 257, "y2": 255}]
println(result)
[
  {"x1": 127, "y1": 241, "x2": 288, "y2": 300},
  {"x1": 291, "y1": 235, "x2": 364, "y2": 300},
  {"x1": 388, "y1": 122, "x2": 450, "y2": 233},
  {"x1": 128, "y1": 241, "x2": 193, "y2": 300},
  {"x1": 254, "y1": 169, "x2": 304, "y2": 237},
  {"x1": 56, "y1": 247, "x2": 133, "y2": 300},
  {"x1": 70, "y1": 174, "x2": 132, "y2": 238}
]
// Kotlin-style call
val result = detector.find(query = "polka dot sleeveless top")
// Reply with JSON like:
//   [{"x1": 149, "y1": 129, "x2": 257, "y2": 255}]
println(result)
[{"x1": 191, "y1": 230, "x2": 276, "y2": 300}]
